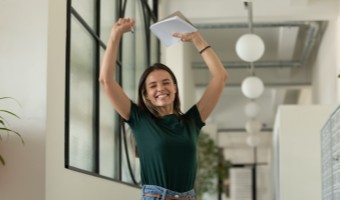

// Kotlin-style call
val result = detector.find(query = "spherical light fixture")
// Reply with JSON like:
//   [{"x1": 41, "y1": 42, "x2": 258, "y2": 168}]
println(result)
[
  {"x1": 245, "y1": 101, "x2": 260, "y2": 118},
  {"x1": 236, "y1": 33, "x2": 265, "y2": 62},
  {"x1": 245, "y1": 119, "x2": 262, "y2": 134},
  {"x1": 246, "y1": 134, "x2": 260, "y2": 147},
  {"x1": 241, "y1": 76, "x2": 264, "y2": 99}
]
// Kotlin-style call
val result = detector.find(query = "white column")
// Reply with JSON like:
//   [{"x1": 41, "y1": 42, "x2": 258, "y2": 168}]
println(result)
[{"x1": 162, "y1": 43, "x2": 195, "y2": 111}]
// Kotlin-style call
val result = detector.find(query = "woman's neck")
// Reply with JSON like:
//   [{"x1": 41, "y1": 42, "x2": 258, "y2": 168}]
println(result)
[{"x1": 156, "y1": 105, "x2": 174, "y2": 116}]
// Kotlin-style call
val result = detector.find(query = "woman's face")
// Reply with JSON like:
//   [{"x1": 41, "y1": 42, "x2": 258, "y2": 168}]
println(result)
[{"x1": 144, "y1": 69, "x2": 177, "y2": 108}]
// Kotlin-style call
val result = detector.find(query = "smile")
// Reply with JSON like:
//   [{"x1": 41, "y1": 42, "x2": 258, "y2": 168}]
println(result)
[{"x1": 156, "y1": 94, "x2": 169, "y2": 99}]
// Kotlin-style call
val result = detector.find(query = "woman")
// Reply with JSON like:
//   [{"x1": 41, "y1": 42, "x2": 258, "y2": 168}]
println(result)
[{"x1": 99, "y1": 18, "x2": 228, "y2": 200}]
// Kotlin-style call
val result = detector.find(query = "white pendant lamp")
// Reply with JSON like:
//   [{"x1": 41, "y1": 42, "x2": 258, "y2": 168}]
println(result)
[
  {"x1": 241, "y1": 76, "x2": 264, "y2": 99},
  {"x1": 236, "y1": 33, "x2": 265, "y2": 62},
  {"x1": 245, "y1": 101, "x2": 260, "y2": 118},
  {"x1": 246, "y1": 134, "x2": 260, "y2": 147},
  {"x1": 245, "y1": 119, "x2": 262, "y2": 134}
]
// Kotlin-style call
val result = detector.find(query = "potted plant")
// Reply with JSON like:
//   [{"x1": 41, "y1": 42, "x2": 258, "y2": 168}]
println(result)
[
  {"x1": 195, "y1": 132, "x2": 230, "y2": 200},
  {"x1": 0, "y1": 97, "x2": 23, "y2": 165}
]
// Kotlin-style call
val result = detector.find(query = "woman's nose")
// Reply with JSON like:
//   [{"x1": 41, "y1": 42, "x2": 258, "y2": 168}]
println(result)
[{"x1": 157, "y1": 84, "x2": 164, "y2": 91}]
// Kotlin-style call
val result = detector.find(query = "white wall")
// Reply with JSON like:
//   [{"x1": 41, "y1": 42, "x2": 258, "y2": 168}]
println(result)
[
  {"x1": 45, "y1": 0, "x2": 140, "y2": 200},
  {"x1": 273, "y1": 105, "x2": 335, "y2": 200},
  {"x1": 312, "y1": 0, "x2": 340, "y2": 104},
  {"x1": 312, "y1": 18, "x2": 340, "y2": 104},
  {"x1": 162, "y1": 43, "x2": 196, "y2": 111},
  {"x1": 337, "y1": 1, "x2": 340, "y2": 102},
  {"x1": 0, "y1": 0, "x2": 48, "y2": 199},
  {"x1": 0, "y1": 0, "x2": 141, "y2": 200}
]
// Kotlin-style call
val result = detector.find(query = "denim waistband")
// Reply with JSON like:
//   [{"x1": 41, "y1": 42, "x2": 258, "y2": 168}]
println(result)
[{"x1": 141, "y1": 185, "x2": 195, "y2": 199}]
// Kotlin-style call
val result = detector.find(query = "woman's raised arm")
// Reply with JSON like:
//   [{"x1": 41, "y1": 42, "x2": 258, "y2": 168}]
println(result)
[
  {"x1": 173, "y1": 32, "x2": 228, "y2": 121},
  {"x1": 99, "y1": 18, "x2": 135, "y2": 121}
]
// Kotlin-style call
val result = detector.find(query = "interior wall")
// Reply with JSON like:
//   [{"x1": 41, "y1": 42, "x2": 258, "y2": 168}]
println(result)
[
  {"x1": 312, "y1": 18, "x2": 339, "y2": 104},
  {"x1": 337, "y1": 1, "x2": 340, "y2": 102},
  {"x1": 161, "y1": 43, "x2": 196, "y2": 111},
  {"x1": 273, "y1": 105, "x2": 335, "y2": 200},
  {"x1": 45, "y1": 0, "x2": 140, "y2": 199},
  {"x1": 0, "y1": 1, "x2": 48, "y2": 199}
]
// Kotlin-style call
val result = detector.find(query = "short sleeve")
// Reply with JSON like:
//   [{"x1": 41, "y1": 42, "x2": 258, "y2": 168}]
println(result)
[
  {"x1": 185, "y1": 104, "x2": 206, "y2": 129},
  {"x1": 124, "y1": 100, "x2": 140, "y2": 128}
]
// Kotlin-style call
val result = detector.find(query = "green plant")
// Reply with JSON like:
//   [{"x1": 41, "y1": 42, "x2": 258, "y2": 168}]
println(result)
[
  {"x1": 195, "y1": 132, "x2": 230, "y2": 200},
  {"x1": 0, "y1": 97, "x2": 23, "y2": 165}
]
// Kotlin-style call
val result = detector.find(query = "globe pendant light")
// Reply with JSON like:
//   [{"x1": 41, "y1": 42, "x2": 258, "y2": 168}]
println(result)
[
  {"x1": 245, "y1": 101, "x2": 260, "y2": 118},
  {"x1": 245, "y1": 119, "x2": 262, "y2": 134},
  {"x1": 237, "y1": 1, "x2": 265, "y2": 100},
  {"x1": 241, "y1": 76, "x2": 264, "y2": 99},
  {"x1": 246, "y1": 134, "x2": 260, "y2": 147},
  {"x1": 236, "y1": 33, "x2": 265, "y2": 62}
]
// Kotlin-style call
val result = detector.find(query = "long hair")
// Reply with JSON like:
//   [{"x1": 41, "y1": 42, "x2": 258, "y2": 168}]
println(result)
[{"x1": 137, "y1": 63, "x2": 183, "y2": 117}]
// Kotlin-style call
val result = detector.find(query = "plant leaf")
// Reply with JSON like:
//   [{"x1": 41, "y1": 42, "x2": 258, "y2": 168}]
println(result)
[
  {"x1": 0, "y1": 97, "x2": 13, "y2": 100},
  {"x1": 0, "y1": 154, "x2": 5, "y2": 165},
  {"x1": 0, "y1": 119, "x2": 5, "y2": 127},
  {"x1": 0, "y1": 97, "x2": 21, "y2": 106},
  {"x1": 0, "y1": 110, "x2": 20, "y2": 119},
  {"x1": 338, "y1": 74, "x2": 340, "y2": 78},
  {"x1": 0, "y1": 128, "x2": 24, "y2": 144}
]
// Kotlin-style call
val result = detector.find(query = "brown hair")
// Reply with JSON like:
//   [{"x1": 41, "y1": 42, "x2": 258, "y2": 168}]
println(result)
[{"x1": 137, "y1": 63, "x2": 183, "y2": 117}]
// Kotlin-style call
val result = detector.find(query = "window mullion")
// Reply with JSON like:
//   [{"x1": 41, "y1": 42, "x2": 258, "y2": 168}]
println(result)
[{"x1": 93, "y1": 0, "x2": 101, "y2": 174}]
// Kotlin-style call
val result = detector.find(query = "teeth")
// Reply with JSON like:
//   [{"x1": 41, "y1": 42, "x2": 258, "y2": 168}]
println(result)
[{"x1": 157, "y1": 94, "x2": 168, "y2": 98}]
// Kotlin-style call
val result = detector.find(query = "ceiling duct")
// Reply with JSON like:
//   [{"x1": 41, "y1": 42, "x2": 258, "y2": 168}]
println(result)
[{"x1": 192, "y1": 21, "x2": 324, "y2": 69}]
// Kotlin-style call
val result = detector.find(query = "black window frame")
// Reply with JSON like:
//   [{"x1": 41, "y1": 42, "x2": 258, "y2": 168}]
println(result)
[{"x1": 64, "y1": 0, "x2": 159, "y2": 186}]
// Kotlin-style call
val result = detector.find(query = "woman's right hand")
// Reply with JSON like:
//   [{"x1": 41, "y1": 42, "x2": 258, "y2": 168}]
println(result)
[{"x1": 111, "y1": 18, "x2": 135, "y2": 36}]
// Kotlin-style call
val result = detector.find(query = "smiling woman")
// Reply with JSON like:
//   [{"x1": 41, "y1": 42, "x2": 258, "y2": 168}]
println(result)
[{"x1": 99, "y1": 15, "x2": 228, "y2": 198}]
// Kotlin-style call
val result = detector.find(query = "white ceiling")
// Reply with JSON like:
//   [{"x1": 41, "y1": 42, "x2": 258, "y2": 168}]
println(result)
[{"x1": 160, "y1": 0, "x2": 339, "y2": 135}]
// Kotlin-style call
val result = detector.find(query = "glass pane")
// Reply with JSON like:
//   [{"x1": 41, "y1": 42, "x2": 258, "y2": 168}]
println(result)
[
  {"x1": 122, "y1": 0, "x2": 137, "y2": 101},
  {"x1": 121, "y1": 126, "x2": 141, "y2": 184},
  {"x1": 135, "y1": 0, "x2": 147, "y2": 79},
  {"x1": 99, "y1": 48, "x2": 119, "y2": 179},
  {"x1": 72, "y1": 0, "x2": 96, "y2": 30},
  {"x1": 69, "y1": 16, "x2": 96, "y2": 171},
  {"x1": 121, "y1": 0, "x2": 137, "y2": 184},
  {"x1": 99, "y1": 0, "x2": 118, "y2": 179},
  {"x1": 150, "y1": 27, "x2": 159, "y2": 64},
  {"x1": 120, "y1": 0, "x2": 145, "y2": 184},
  {"x1": 101, "y1": 0, "x2": 117, "y2": 44},
  {"x1": 147, "y1": 0, "x2": 154, "y2": 10}
]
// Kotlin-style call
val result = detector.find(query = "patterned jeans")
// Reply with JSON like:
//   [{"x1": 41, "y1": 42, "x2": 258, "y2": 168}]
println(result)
[{"x1": 140, "y1": 185, "x2": 195, "y2": 200}]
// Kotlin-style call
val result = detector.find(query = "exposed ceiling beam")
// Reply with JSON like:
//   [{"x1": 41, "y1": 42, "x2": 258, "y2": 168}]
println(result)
[
  {"x1": 278, "y1": 27, "x2": 299, "y2": 60},
  {"x1": 193, "y1": 61, "x2": 301, "y2": 69}
]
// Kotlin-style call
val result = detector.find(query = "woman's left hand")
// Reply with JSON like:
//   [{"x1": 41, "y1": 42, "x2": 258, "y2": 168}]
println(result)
[
  {"x1": 172, "y1": 32, "x2": 200, "y2": 43},
  {"x1": 173, "y1": 32, "x2": 209, "y2": 53}
]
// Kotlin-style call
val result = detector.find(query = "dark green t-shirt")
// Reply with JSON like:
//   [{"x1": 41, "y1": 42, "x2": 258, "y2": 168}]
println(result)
[{"x1": 126, "y1": 102, "x2": 205, "y2": 192}]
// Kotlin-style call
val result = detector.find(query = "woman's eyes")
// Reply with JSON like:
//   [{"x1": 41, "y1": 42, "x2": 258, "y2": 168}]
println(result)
[{"x1": 149, "y1": 81, "x2": 171, "y2": 89}]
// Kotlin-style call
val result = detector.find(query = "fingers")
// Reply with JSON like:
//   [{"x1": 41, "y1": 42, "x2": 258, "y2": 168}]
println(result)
[
  {"x1": 172, "y1": 32, "x2": 197, "y2": 42},
  {"x1": 117, "y1": 18, "x2": 135, "y2": 26},
  {"x1": 172, "y1": 32, "x2": 184, "y2": 39},
  {"x1": 115, "y1": 18, "x2": 135, "y2": 33}
]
